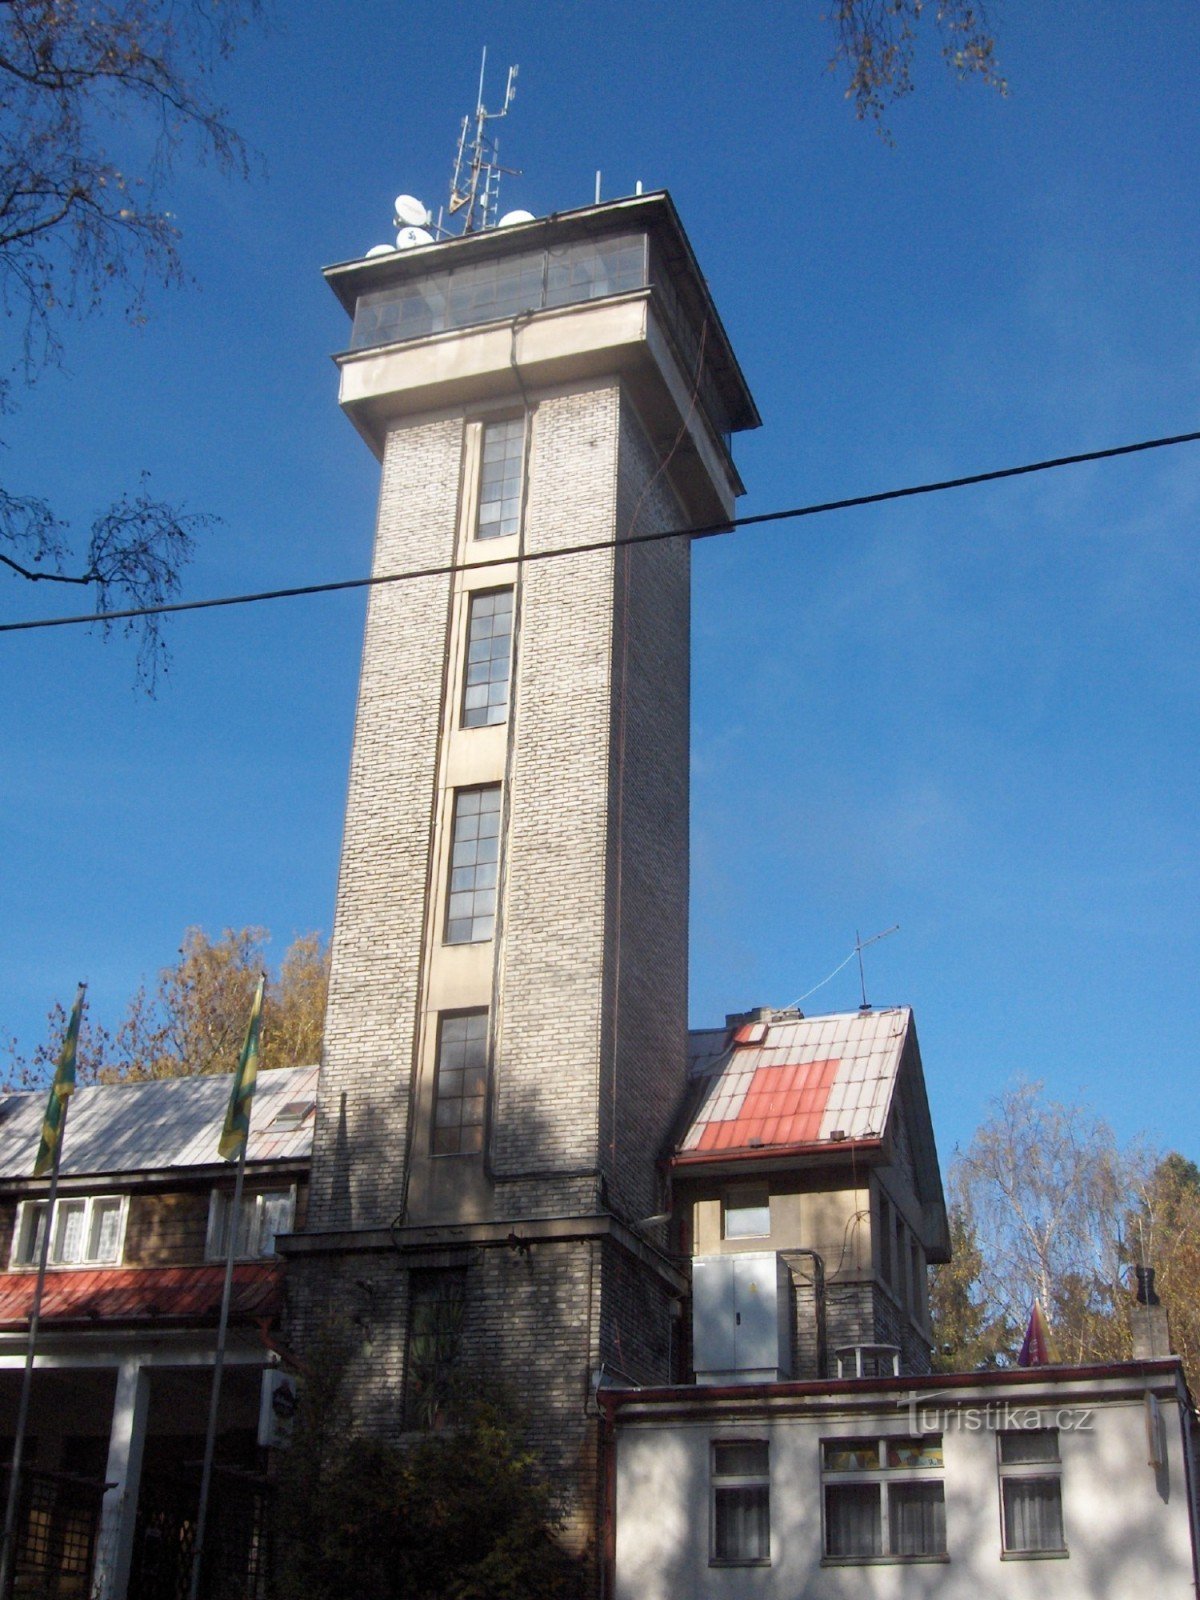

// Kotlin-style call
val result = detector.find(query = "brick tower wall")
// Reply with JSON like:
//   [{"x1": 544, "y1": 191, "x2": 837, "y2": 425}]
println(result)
[{"x1": 305, "y1": 414, "x2": 462, "y2": 1234}]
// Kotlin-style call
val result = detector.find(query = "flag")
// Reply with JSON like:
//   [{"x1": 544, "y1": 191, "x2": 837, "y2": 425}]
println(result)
[
  {"x1": 1017, "y1": 1299, "x2": 1053, "y2": 1367},
  {"x1": 218, "y1": 976, "x2": 265, "y2": 1161},
  {"x1": 33, "y1": 986, "x2": 85, "y2": 1178}
]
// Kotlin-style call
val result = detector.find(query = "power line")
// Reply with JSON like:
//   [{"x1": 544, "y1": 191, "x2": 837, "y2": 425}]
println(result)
[{"x1": 1, "y1": 427, "x2": 1197, "y2": 638}]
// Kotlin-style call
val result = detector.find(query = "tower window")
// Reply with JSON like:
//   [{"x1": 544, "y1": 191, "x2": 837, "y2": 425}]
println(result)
[
  {"x1": 405, "y1": 1268, "x2": 468, "y2": 1430},
  {"x1": 432, "y1": 1011, "x2": 488, "y2": 1155},
  {"x1": 462, "y1": 589, "x2": 514, "y2": 728},
  {"x1": 445, "y1": 785, "x2": 501, "y2": 943},
  {"x1": 476, "y1": 418, "x2": 524, "y2": 540}
]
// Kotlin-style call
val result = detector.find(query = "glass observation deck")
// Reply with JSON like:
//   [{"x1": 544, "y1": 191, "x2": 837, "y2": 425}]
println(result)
[{"x1": 349, "y1": 233, "x2": 649, "y2": 352}]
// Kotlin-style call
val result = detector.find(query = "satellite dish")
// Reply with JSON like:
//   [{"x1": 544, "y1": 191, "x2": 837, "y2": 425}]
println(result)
[
  {"x1": 365, "y1": 243, "x2": 395, "y2": 258},
  {"x1": 394, "y1": 194, "x2": 431, "y2": 228},
  {"x1": 498, "y1": 209, "x2": 536, "y2": 228},
  {"x1": 396, "y1": 226, "x2": 434, "y2": 250}
]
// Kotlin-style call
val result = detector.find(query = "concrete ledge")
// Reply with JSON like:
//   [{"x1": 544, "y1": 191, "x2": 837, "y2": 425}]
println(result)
[{"x1": 279, "y1": 1210, "x2": 687, "y2": 1292}]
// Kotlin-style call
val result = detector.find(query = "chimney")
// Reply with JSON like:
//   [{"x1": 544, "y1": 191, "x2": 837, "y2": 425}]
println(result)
[{"x1": 1131, "y1": 1265, "x2": 1172, "y2": 1359}]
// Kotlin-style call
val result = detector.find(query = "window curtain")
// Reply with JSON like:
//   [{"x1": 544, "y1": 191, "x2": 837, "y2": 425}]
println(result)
[
  {"x1": 715, "y1": 1486, "x2": 769, "y2": 1561},
  {"x1": 889, "y1": 1482, "x2": 946, "y2": 1555},
  {"x1": 1004, "y1": 1479, "x2": 1064, "y2": 1551},
  {"x1": 825, "y1": 1484, "x2": 882, "y2": 1557}
]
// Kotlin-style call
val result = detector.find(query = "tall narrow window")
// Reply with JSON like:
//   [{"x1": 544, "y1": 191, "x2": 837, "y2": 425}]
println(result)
[
  {"x1": 432, "y1": 1011, "x2": 488, "y2": 1155},
  {"x1": 445, "y1": 786, "x2": 501, "y2": 943},
  {"x1": 462, "y1": 589, "x2": 513, "y2": 728},
  {"x1": 405, "y1": 1268, "x2": 467, "y2": 1429},
  {"x1": 711, "y1": 1440, "x2": 770, "y2": 1565},
  {"x1": 476, "y1": 418, "x2": 524, "y2": 540}
]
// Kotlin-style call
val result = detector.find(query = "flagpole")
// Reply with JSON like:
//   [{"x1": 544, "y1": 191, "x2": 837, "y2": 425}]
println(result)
[
  {"x1": 188, "y1": 1137, "x2": 246, "y2": 1600},
  {"x1": 0, "y1": 983, "x2": 85, "y2": 1600},
  {"x1": 0, "y1": 1100, "x2": 69, "y2": 1600},
  {"x1": 189, "y1": 972, "x2": 264, "y2": 1600}
]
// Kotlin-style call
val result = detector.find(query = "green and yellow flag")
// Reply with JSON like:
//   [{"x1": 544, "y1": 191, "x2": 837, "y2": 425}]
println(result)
[
  {"x1": 33, "y1": 985, "x2": 85, "y2": 1179},
  {"x1": 218, "y1": 976, "x2": 265, "y2": 1162}
]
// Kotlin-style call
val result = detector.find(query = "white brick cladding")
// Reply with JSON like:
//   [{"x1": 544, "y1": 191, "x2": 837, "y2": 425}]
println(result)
[
  {"x1": 492, "y1": 386, "x2": 622, "y2": 1195},
  {"x1": 492, "y1": 385, "x2": 689, "y2": 1225},
  {"x1": 307, "y1": 414, "x2": 463, "y2": 1232}
]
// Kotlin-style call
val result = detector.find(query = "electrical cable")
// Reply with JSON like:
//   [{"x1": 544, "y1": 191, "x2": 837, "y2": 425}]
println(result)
[{"x1": 1, "y1": 427, "x2": 1197, "y2": 637}]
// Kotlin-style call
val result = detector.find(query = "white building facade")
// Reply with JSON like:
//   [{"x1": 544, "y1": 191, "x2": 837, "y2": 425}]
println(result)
[{"x1": 605, "y1": 1361, "x2": 1200, "y2": 1600}]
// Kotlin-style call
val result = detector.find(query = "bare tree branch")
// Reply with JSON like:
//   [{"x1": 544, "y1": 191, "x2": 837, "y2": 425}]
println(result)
[
  {"x1": 0, "y1": 1, "x2": 264, "y2": 684},
  {"x1": 827, "y1": 0, "x2": 1006, "y2": 136}
]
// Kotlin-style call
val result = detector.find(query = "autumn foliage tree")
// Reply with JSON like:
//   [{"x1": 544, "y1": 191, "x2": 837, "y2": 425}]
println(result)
[{"x1": 7, "y1": 925, "x2": 328, "y2": 1085}]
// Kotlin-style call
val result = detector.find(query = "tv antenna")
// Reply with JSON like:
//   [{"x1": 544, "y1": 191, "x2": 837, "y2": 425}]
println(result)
[
  {"x1": 855, "y1": 925, "x2": 899, "y2": 1011},
  {"x1": 791, "y1": 924, "x2": 900, "y2": 1011},
  {"x1": 447, "y1": 49, "x2": 520, "y2": 234}
]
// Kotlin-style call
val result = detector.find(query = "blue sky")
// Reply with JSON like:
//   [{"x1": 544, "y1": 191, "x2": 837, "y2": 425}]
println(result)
[{"x1": 2, "y1": 1, "x2": 1197, "y2": 1163}]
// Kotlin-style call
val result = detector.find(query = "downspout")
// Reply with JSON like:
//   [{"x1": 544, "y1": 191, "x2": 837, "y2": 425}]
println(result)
[{"x1": 598, "y1": 1392, "x2": 618, "y2": 1600}]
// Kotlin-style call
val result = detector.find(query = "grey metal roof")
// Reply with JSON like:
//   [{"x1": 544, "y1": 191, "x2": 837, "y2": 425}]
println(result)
[{"x1": 0, "y1": 1064, "x2": 319, "y2": 1181}]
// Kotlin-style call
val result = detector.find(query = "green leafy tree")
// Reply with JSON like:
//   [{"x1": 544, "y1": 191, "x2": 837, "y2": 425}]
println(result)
[{"x1": 0, "y1": 0, "x2": 264, "y2": 683}]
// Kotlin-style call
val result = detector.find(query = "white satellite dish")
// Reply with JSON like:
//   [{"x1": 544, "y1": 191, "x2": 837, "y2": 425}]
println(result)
[
  {"x1": 498, "y1": 209, "x2": 536, "y2": 227},
  {"x1": 396, "y1": 225, "x2": 434, "y2": 250},
  {"x1": 394, "y1": 194, "x2": 431, "y2": 228},
  {"x1": 365, "y1": 243, "x2": 395, "y2": 258}
]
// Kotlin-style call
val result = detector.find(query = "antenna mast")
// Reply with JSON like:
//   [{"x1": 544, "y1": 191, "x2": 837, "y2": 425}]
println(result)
[
  {"x1": 448, "y1": 49, "x2": 520, "y2": 234},
  {"x1": 855, "y1": 925, "x2": 900, "y2": 1011}
]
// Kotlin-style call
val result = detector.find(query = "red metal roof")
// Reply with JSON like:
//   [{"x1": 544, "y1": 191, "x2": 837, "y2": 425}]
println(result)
[
  {"x1": 0, "y1": 1262, "x2": 283, "y2": 1331},
  {"x1": 693, "y1": 1057, "x2": 840, "y2": 1151},
  {"x1": 677, "y1": 1008, "x2": 911, "y2": 1163}
]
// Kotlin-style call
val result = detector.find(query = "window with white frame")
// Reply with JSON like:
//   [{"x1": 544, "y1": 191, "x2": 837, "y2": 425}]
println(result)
[
  {"x1": 11, "y1": 1196, "x2": 127, "y2": 1268},
  {"x1": 998, "y1": 1429, "x2": 1066, "y2": 1556},
  {"x1": 823, "y1": 1436, "x2": 946, "y2": 1561},
  {"x1": 206, "y1": 1187, "x2": 295, "y2": 1260},
  {"x1": 723, "y1": 1185, "x2": 770, "y2": 1240},
  {"x1": 461, "y1": 589, "x2": 514, "y2": 729},
  {"x1": 475, "y1": 418, "x2": 524, "y2": 540},
  {"x1": 445, "y1": 785, "x2": 501, "y2": 943},
  {"x1": 711, "y1": 1440, "x2": 770, "y2": 1565}
]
